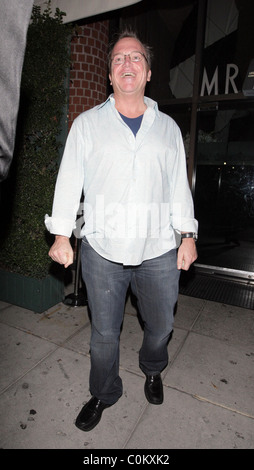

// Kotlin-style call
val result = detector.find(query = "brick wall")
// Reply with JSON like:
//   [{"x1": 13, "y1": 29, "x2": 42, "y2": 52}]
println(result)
[{"x1": 68, "y1": 21, "x2": 109, "y2": 130}]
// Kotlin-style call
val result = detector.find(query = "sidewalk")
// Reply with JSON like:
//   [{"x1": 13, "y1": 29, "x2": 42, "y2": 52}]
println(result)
[{"x1": 0, "y1": 285, "x2": 253, "y2": 449}]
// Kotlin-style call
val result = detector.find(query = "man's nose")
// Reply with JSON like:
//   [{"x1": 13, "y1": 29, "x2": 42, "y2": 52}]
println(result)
[{"x1": 123, "y1": 54, "x2": 132, "y2": 64}]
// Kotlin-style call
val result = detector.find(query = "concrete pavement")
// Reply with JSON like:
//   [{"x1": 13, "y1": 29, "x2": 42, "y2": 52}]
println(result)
[{"x1": 0, "y1": 286, "x2": 253, "y2": 450}]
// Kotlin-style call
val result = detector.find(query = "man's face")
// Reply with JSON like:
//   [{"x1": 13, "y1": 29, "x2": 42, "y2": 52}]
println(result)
[{"x1": 109, "y1": 37, "x2": 151, "y2": 97}]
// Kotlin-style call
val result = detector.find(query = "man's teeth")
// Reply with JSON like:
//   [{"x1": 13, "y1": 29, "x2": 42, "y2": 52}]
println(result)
[{"x1": 121, "y1": 72, "x2": 135, "y2": 77}]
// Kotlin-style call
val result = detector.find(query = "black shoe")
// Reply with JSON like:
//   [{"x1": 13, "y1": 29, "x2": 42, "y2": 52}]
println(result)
[
  {"x1": 75, "y1": 396, "x2": 112, "y2": 432},
  {"x1": 144, "y1": 374, "x2": 163, "y2": 405}
]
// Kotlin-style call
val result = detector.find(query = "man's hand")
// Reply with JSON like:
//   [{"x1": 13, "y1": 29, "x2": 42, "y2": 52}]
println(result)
[
  {"x1": 48, "y1": 235, "x2": 74, "y2": 268},
  {"x1": 177, "y1": 238, "x2": 197, "y2": 271}
]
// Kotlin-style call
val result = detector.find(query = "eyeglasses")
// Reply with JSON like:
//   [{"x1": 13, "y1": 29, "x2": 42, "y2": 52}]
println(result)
[{"x1": 111, "y1": 51, "x2": 148, "y2": 65}]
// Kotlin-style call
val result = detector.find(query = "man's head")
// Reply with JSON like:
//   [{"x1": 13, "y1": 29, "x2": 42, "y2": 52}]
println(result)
[
  {"x1": 108, "y1": 29, "x2": 153, "y2": 72},
  {"x1": 108, "y1": 29, "x2": 152, "y2": 97}
]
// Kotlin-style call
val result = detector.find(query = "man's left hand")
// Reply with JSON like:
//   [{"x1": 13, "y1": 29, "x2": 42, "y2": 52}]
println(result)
[{"x1": 177, "y1": 238, "x2": 197, "y2": 270}]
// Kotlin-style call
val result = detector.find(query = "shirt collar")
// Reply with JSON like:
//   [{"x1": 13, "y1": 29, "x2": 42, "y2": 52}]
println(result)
[{"x1": 98, "y1": 94, "x2": 160, "y2": 117}]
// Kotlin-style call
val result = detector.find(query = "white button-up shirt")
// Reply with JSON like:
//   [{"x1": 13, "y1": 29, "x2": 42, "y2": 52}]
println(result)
[{"x1": 45, "y1": 95, "x2": 198, "y2": 265}]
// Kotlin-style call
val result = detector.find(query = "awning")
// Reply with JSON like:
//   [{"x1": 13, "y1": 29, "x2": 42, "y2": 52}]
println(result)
[{"x1": 33, "y1": 0, "x2": 142, "y2": 23}]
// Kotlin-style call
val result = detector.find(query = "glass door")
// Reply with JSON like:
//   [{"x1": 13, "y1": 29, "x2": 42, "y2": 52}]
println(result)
[{"x1": 194, "y1": 100, "x2": 254, "y2": 277}]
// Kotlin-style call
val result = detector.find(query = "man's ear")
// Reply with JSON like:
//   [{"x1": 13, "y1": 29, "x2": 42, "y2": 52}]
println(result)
[
  {"x1": 147, "y1": 70, "x2": 152, "y2": 82},
  {"x1": 109, "y1": 73, "x2": 112, "y2": 85}
]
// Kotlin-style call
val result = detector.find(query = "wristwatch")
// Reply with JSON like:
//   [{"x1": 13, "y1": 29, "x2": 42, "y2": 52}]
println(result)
[{"x1": 181, "y1": 232, "x2": 198, "y2": 241}]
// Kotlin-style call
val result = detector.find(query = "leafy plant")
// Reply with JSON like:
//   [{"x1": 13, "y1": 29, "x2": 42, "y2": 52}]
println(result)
[{"x1": 0, "y1": 2, "x2": 72, "y2": 278}]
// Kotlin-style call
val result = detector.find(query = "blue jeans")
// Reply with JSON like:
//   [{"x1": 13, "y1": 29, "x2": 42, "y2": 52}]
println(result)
[{"x1": 81, "y1": 238, "x2": 180, "y2": 405}]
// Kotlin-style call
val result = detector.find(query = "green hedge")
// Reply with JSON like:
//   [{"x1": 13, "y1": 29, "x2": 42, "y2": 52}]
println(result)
[{"x1": 0, "y1": 3, "x2": 72, "y2": 278}]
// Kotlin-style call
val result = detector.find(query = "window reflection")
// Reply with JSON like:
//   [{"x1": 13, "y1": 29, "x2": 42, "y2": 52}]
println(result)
[{"x1": 195, "y1": 105, "x2": 254, "y2": 272}]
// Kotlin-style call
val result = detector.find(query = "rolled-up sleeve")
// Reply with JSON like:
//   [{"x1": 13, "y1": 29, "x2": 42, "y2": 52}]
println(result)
[
  {"x1": 171, "y1": 124, "x2": 198, "y2": 234},
  {"x1": 45, "y1": 117, "x2": 86, "y2": 237}
]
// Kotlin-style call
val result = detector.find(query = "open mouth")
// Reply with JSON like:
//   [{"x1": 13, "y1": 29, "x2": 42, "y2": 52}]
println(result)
[{"x1": 121, "y1": 72, "x2": 135, "y2": 77}]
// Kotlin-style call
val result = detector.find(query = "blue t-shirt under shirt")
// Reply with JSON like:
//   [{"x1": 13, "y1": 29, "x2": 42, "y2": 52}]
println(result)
[{"x1": 119, "y1": 112, "x2": 143, "y2": 136}]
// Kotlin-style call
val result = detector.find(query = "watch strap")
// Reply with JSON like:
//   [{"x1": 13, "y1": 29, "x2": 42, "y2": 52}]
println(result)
[{"x1": 181, "y1": 232, "x2": 198, "y2": 240}]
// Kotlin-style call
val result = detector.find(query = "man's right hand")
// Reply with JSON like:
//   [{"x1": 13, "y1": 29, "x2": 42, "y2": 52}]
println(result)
[{"x1": 48, "y1": 235, "x2": 74, "y2": 268}]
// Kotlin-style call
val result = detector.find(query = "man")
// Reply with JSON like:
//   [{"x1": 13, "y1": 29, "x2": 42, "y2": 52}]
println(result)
[{"x1": 45, "y1": 30, "x2": 198, "y2": 432}]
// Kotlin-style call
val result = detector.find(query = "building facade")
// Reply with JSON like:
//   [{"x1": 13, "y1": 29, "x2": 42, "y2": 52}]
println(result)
[{"x1": 68, "y1": 0, "x2": 254, "y2": 304}]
